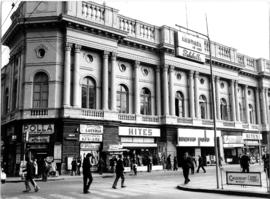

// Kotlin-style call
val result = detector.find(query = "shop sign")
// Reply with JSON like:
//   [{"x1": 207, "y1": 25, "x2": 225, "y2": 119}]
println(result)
[
  {"x1": 244, "y1": 140, "x2": 260, "y2": 146},
  {"x1": 119, "y1": 127, "x2": 160, "y2": 137},
  {"x1": 223, "y1": 144, "x2": 244, "y2": 148},
  {"x1": 28, "y1": 136, "x2": 50, "y2": 143},
  {"x1": 80, "y1": 125, "x2": 103, "y2": 134},
  {"x1": 23, "y1": 124, "x2": 54, "y2": 134},
  {"x1": 108, "y1": 144, "x2": 123, "y2": 151},
  {"x1": 79, "y1": 134, "x2": 102, "y2": 142},
  {"x1": 80, "y1": 143, "x2": 100, "y2": 150},
  {"x1": 226, "y1": 171, "x2": 261, "y2": 186},
  {"x1": 176, "y1": 31, "x2": 205, "y2": 63},
  {"x1": 242, "y1": 133, "x2": 262, "y2": 140},
  {"x1": 177, "y1": 129, "x2": 220, "y2": 147},
  {"x1": 223, "y1": 136, "x2": 244, "y2": 144}
]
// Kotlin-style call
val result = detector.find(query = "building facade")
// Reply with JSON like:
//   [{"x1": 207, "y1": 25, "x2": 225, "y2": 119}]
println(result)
[{"x1": 1, "y1": 1, "x2": 270, "y2": 176}]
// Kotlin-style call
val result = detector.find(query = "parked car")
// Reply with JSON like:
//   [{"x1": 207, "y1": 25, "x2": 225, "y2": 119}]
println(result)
[{"x1": 1, "y1": 167, "x2": 6, "y2": 184}]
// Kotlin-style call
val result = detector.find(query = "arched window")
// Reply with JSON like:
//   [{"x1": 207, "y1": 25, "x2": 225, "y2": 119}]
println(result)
[
  {"x1": 33, "y1": 72, "x2": 48, "y2": 108},
  {"x1": 117, "y1": 84, "x2": 129, "y2": 113},
  {"x1": 239, "y1": 103, "x2": 243, "y2": 122},
  {"x1": 4, "y1": 88, "x2": 9, "y2": 113},
  {"x1": 220, "y1": 98, "x2": 228, "y2": 120},
  {"x1": 249, "y1": 104, "x2": 255, "y2": 124},
  {"x1": 175, "y1": 91, "x2": 184, "y2": 117},
  {"x1": 140, "y1": 88, "x2": 151, "y2": 115},
  {"x1": 199, "y1": 95, "x2": 207, "y2": 119},
  {"x1": 12, "y1": 79, "x2": 17, "y2": 111},
  {"x1": 82, "y1": 77, "x2": 96, "y2": 109}
]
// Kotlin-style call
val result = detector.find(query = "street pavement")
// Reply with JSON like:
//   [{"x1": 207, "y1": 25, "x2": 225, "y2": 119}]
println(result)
[{"x1": 1, "y1": 164, "x2": 269, "y2": 199}]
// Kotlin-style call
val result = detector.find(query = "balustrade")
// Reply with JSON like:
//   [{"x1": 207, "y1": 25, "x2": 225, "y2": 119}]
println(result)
[
  {"x1": 82, "y1": 2, "x2": 105, "y2": 23},
  {"x1": 31, "y1": 109, "x2": 48, "y2": 116},
  {"x1": 118, "y1": 113, "x2": 136, "y2": 121},
  {"x1": 82, "y1": 109, "x2": 104, "y2": 117}
]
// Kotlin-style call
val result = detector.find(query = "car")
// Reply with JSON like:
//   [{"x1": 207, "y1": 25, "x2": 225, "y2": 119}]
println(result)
[{"x1": 1, "y1": 167, "x2": 6, "y2": 184}]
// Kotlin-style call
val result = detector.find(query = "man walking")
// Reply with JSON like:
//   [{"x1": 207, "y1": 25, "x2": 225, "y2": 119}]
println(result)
[
  {"x1": 112, "y1": 154, "x2": 126, "y2": 189},
  {"x1": 23, "y1": 157, "x2": 40, "y2": 193},
  {"x1": 83, "y1": 153, "x2": 93, "y2": 194},
  {"x1": 240, "y1": 152, "x2": 250, "y2": 173},
  {"x1": 196, "y1": 155, "x2": 206, "y2": 173},
  {"x1": 182, "y1": 152, "x2": 193, "y2": 184}
]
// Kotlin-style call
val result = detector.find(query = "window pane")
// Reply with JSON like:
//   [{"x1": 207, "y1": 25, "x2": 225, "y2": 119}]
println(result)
[
  {"x1": 82, "y1": 87, "x2": 87, "y2": 108},
  {"x1": 34, "y1": 85, "x2": 41, "y2": 92}
]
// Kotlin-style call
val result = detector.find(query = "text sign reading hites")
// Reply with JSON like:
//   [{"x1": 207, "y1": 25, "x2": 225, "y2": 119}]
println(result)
[{"x1": 119, "y1": 127, "x2": 160, "y2": 137}]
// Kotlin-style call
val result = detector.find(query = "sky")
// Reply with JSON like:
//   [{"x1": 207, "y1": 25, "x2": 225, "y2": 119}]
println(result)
[{"x1": 1, "y1": 0, "x2": 270, "y2": 66}]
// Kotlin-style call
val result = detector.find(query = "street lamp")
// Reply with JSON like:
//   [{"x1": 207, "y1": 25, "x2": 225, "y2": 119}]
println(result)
[{"x1": 176, "y1": 17, "x2": 220, "y2": 189}]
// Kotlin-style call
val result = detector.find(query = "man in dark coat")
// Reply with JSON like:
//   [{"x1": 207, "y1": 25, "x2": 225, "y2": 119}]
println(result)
[
  {"x1": 112, "y1": 154, "x2": 126, "y2": 189},
  {"x1": 182, "y1": 152, "x2": 193, "y2": 184},
  {"x1": 23, "y1": 157, "x2": 40, "y2": 192},
  {"x1": 83, "y1": 153, "x2": 93, "y2": 194},
  {"x1": 196, "y1": 155, "x2": 206, "y2": 173},
  {"x1": 240, "y1": 152, "x2": 250, "y2": 173}
]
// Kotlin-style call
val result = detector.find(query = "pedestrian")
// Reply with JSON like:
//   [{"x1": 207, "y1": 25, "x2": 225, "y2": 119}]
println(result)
[
  {"x1": 166, "y1": 154, "x2": 172, "y2": 170},
  {"x1": 132, "y1": 158, "x2": 137, "y2": 176},
  {"x1": 112, "y1": 154, "x2": 126, "y2": 189},
  {"x1": 98, "y1": 158, "x2": 105, "y2": 175},
  {"x1": 33, "y1": 158, "x2": 38, "y2": 178},
  {"x1": 77, "y1": 157, "x2": 82, "y2": 176},
  {"x1": 182, "y1": 152, "x2": 193, "y2": 184},
  {"x1": 240, "y1": 152, "x2": 250, "y2": 173},
  {"x1": 173, "y1": 156, "x2": 178, "y2": 171},
  {"x1": 110, "y1": 156, "x2": 116, "y2": 173},
  {"x1": 22, "y1": 157, "x2": 40, "y2": 193},
  {"x1": 262, "y1": 152, "x2": 270, "y2": 179},
  {"x1": 83, "y1": 153, "x2": 93, "y2": 194},
  {"x1": 147, "y1": 156, "x2": 152, "y2": 172},
  {"x1": 190, "y1": 155, "x2": 197, "y2": 174},
  {"x1": 196, "y1": 155, "x2": 206, "y2": 173},
  {"x1": 71, "y1": 158, "x2": 77, "y2": 176},
  {"x1": 42, "y1": 158, "x2": 49, "y2": 181}
]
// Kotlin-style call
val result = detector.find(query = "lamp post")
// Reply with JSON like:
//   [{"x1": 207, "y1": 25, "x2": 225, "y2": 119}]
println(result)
[{"x1": 176, "y1": 20, "x2": 220, "y2": 189}]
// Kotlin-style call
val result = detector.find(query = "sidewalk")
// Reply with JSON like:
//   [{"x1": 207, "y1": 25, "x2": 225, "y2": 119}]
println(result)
[{"x1": 177, "y1": 164, "x2": 270, "y2": 198}]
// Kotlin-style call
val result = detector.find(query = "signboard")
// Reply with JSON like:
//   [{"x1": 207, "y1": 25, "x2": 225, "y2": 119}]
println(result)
[
  {"x1": 80, "y1": 125, "x2": 103, "y2": 134},
  {"x1": 109, "y1": 144, "x2": 123, "y2": 151},
  {"x1": 223, "y1": 135, "x2": 244, "y2": 144},
  {"x1": 119, "y1": 127, "x2": 160, "y2": 137},
  {"x1": 226, "y1": 171, "x2": 262, "y2": 186},
  {"x1": 79, "y1": 134, "x2": 102, "y2": 142},
  {"x1": 80, "y1": 143, "x2": 100, "y2": 150},
  {"x1": 23, "y1": 124, "x2": 54, "y2": 134},
  {"x1": 176, "y1": 31, "x2": 205, "y2": 63},
  {"x1": 177, "y1": 129, "x2": 221, "y2": 147},
  {"x1": 28, "y1": 136, "x2": 50, "y2": 143},
  {"x1": 242, "y1": 133, "x2": 262, "y2": 140}
]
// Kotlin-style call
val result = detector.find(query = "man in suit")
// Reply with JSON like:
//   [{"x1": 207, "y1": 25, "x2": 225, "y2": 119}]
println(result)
[
  {"x1": 112, "y1": 154, "x2": 126, "y2": 189},
  {"x1": 83, "y1": 153, "x2": 93, "y2": 194},
  {"x1": 182, "y1": 152, "x2": 193, "y2": 184}
]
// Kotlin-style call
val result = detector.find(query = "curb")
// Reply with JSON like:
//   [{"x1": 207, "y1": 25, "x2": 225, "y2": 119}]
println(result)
[
  {"x1": 177, "y1": 185, "x2": 270, "y2": 198},
  {"x1": 5, "y1": 177, "x2": 65, "y2": 183}
]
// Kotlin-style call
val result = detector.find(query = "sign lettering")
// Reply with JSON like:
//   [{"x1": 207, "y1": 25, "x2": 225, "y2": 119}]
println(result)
[
  {"x1": 79, "y1": 134, "x2": 102, "y2": 142},
  {"x1": 80, "y1": 125, "x2": 103, "y2": 134},
  {"x1": 226, "y1": 172, "x2": 261, "y2": 186},
  {"x1": 119, "y1": 127, "x2": 160, "y2": 137},
  {"x1": 23, "y1": 124, "x2": 54, "y2": 134}
]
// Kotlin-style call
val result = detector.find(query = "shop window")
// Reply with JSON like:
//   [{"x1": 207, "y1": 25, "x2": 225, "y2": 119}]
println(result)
[
  {"x1": 33, "y1": 72, "x2": 48, "y2": 108},
  {"x1": 117, "y1": 84, "x2": 129, "y2": 113},
  {"x1": 220, "y1": 98, "x2": 228, "y2": 120},
  {"x1": 248, "y1": 104, "x2": 255, "y2": 124},
  {"x1": 199, "y1": 95, "x2": 207, "y2": 119},
  {"x1": 140, "y1": 87, "x2": 151, "y2": 115},
  {"x1": 175, "y1": 91, "x2": 184, "y2": 117},
  {"x1": 82, "y1": 76, "x2": 96, "y2": 109}
]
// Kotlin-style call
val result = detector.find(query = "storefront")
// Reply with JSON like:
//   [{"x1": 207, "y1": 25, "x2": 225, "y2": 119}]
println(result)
[
  {"x1": 177, "y1": 128, "x2": 221, "y2": 166},
  {"x1": 118, "y1": 126, "x2": 163, "y2": 171},
  {"x1": 242, "y1": 132, "x2": 262, "y2": 163},
  {"x1": 79, "y1": 124, "x2": 103, "y2": 171},
  {"x1": 222, "y1": 133, "x2": 244, "y2": 164}
]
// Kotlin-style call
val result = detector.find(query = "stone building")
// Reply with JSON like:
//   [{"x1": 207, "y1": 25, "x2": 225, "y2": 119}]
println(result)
[{"x1": 1, "y1": 1, "x2": 270, "y2": 176}]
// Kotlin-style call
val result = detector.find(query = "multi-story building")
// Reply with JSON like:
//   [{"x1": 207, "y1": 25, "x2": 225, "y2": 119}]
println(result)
[{"x1": 1, "y1": 1, "x2": 270, "y2": 176}]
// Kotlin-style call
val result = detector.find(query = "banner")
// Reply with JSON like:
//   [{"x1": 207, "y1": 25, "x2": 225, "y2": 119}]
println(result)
[{"x1": 226, "y1": 172, "x2": 262, "y2": 186}]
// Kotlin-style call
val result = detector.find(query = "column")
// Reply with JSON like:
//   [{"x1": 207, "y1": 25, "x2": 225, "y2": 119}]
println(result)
[
  {"x1": 234, "y1": 81, "x2": 240, "y2": 121},
  {"x1": 255, "y1": 88, "x2": 261, "y2": 124},
  {"x1": 194, "y1": 72, "x2": 199, "y2": 118},
  {"x1": 189, "y1": 71, "x2": 195, "y2": 118},
  {"x1": 134, "y1": 61, "x2": 140, "y2": 114},
  {"x1": 111, "y1": 52, "x2": 117, "y2": 111},
  {"x1": 215, "y1": 76, "x2": 220, "y2": 120},
  {"x1": 230, "y1": 80, "x2": 236, "y2": 121},
  {"x1": 244, "y1": 85, "x2": 249, "y2": 123},
  {"x1": 162, "y1": 65, "x2": 169, "y2": 115},
  {"x1": 260, "y1": 88, "x2": 267, "y2": 124},
  {"x1": 73, "y1": 44, "x2": 81, "y2": 107},
  {"x1": 63, "y1": 42, "x2": 72, "y2": 107},
  {"x1": 155, "y1": 66, "x2": 161, "y2": 115},
  {"x1": 265, "y1": 88, "x2": 270, "y2": 124},
  {"x1": 102, "y1": 51, "x2": 109, "y2": 110},
  {"x1": 169, "y1": 65, "x2": 175, "y2": 116}
]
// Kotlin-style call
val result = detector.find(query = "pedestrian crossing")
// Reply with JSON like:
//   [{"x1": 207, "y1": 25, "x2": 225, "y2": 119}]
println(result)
[{"x1": 2, "y1": 185, "x2": 178, "y2": 199}]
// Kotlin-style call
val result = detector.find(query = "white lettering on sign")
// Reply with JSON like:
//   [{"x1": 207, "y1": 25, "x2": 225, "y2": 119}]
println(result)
[
  {"x1": 242, "y1": 133, "x2": 262, "y2": 140},
  {"x1": 80, "y1": 125, "x2": 103, "y2": 134},
  {"x1": 226, "y1": 172, "x2": 261, "y2": 186},
  {"x1": 28, "y1": 136, "x2": 50, "y2": 143},
  {"x1": 79, "y1": 134, "x2": 102, "y2": 142},
  {"x1": 23, "y1": 124, "x2": 54, "y2": 134},
  {"x1": 119, "y1": 127, "x2": 160, "y2": 137},
  {"x1": 176, "y1": 47, "x2": 205, "y2": 63},
  {"x1": 80, "y1": 143, "x2": 100, "y2": 150}
]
